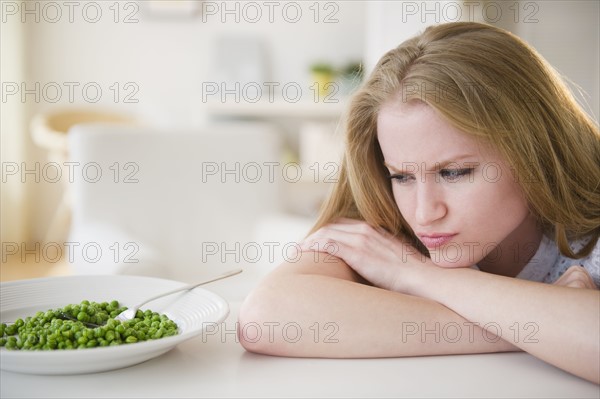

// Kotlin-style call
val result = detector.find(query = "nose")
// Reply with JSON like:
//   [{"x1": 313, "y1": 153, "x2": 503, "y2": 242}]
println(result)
[{"x1": 414, "y1": 179, "x2": 447, "y2": 226}]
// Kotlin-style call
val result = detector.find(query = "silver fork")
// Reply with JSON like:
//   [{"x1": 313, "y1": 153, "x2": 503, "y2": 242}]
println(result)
[{"x1": 113, "y1": 269, "x2": 243, "y2": 322}]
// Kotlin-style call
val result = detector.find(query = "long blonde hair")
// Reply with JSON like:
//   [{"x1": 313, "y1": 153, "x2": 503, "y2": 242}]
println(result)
[{"x1": 312, "y1": 22, "x2": 600, "y2": 258}]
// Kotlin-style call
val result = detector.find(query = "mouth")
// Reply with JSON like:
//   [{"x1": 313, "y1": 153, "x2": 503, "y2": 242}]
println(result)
[{"x1": 417, "y1": 234, "x2": 457, "y2": 249}]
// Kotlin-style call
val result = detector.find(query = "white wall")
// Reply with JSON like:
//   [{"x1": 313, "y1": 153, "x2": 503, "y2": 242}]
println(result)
[
  {"x1": 364, "y1": 0, "x2": 599, "y2": 119},
  {"x1": 516, "y1": 1, "x2": 599, "y2": 120},
  {"x1": 1, "y1": 11, "x2": 28, "y2": 244},
  {"x1": 25, "y1": 1, "x2": 366, "y2": 126},
  {"x1": 14, "y1": 0, "x2": 366, "y2": 241}
]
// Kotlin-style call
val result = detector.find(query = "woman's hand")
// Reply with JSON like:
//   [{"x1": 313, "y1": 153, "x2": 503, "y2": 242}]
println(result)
[
  {"x1": 299, "y1": 218, "x2": 434, "y2": 292},
  {"x1": 553, "y1": 265, "x2": 598, "y2": 289}
]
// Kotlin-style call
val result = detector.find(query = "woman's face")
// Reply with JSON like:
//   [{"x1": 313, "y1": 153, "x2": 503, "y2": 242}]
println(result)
[{"x1": 377, "y1": 100, "x2": 536, "y2": 268}]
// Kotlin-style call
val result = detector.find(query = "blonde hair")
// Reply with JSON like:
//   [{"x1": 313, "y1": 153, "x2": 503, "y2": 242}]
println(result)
[{"x1": 312, "y1": 22, "x2": 600, "y2": 258}]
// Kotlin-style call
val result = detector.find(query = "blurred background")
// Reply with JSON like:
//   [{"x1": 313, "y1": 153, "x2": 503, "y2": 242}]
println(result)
[{"x1": 1, "y1": 0, "x2": 598, "y2": 282}]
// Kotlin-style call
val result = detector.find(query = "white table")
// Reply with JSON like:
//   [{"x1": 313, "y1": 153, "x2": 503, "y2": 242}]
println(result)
[{"x1": 1, "y1": 278, "x2": 599, "y2": 398}]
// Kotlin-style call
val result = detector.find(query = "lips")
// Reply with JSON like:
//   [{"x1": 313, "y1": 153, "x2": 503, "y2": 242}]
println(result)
[{"x1": 417, "y1": 234, "x2": 457, "y2": 249}]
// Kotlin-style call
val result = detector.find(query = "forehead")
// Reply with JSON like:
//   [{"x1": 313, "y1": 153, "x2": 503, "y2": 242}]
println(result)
[{"x1": 376, "y1": 100, "x2": 487, "y2": 162}]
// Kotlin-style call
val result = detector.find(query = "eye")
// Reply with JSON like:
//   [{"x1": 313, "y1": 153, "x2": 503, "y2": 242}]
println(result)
[
  {"x1": 440, "y1": 168, "x2": 474, "y2": 182},
  {"x1": 388, "y1": 173, "x2": 415, "y2": 185}
]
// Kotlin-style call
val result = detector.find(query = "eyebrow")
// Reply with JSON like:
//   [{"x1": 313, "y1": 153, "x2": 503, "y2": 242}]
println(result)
[{"x1": 384, "y1": 155, "x2": 478, "y2": 173}]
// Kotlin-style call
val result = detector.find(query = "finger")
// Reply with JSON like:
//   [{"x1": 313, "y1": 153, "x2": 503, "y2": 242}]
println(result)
[
  {"x1": 300, "y1": 228, "x2": 362, "y2": 253},
  {"x1": 332, "y1": 219, "x2": 396, "y2": 236},
  {"x1": 316, "y1": 220, "x2": 374, "y2": 236},
  {"x1": 321, "y1": 221, "x2": 395, "y2": 247},
  {"x1": 330, "y1": 219, "x2": 399, "y2": 242},
  {"x1": 574, "y1": 267, "x2": 596, "y2": 289},
  {"x1": 553, "y1": 267, "x2": 577, "y2": 286},
  {"x1": 299, "y1": 237, "x2": 352, "y2": 262},
  {"x1": 301, "y1": 223, "x2": 380, "y2": 249},
  {"x1": 554, "y1": 265, "x2": 596, "y2": 289}
]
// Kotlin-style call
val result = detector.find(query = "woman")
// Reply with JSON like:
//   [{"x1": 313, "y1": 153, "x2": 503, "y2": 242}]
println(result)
[{"x1": 238, "y1": 22, "x2": 600, "y2": 384}]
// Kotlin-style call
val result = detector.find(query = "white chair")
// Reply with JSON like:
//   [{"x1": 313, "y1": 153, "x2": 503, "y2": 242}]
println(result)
[
  {"x1": 30, "y1": 109, "x2": 135, "y2": 244},
  {"x1": 66, "y1": 122, "x2": 288, "y2": 287}
]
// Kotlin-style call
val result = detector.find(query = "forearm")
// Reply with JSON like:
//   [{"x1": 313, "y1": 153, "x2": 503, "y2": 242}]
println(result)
[
  {"x1": 407, "y1": 266, "x2": 600, "y2": 384},
  {"x1": 239, "y1": 254, "x2": 519, "y2": 357}
]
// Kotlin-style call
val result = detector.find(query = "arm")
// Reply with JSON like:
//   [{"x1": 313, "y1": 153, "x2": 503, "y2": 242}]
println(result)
[
  {"x1": 298, "y1": 220, "x2": 600, "y2": 384},
  {"x1": 238, "y1": 251, "x2": 520, "y2": 358},
  {"x1": 405, "y1": 266, "x2": 600, "y2": 384}
]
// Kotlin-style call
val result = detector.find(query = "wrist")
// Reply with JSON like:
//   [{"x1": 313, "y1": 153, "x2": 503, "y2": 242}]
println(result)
[
  {"x1": 390, "y1": 255, "x2": 439, "y2": 296},
  {"x1": 407, "y1": 265, "x2": 481, "y2": 304}
]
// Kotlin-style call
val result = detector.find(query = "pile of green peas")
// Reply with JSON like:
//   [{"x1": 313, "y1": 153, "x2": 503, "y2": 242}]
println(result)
[{"x1": 0, "y1": 300, "x2": 178, "y2": 350}]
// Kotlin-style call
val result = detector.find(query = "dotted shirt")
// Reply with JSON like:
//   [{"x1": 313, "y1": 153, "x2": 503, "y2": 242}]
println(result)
[{"x1": 515, "y1": 235, "x2": 600, "y2": 288}]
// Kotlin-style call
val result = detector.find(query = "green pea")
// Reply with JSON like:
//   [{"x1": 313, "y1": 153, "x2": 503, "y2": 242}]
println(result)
[
  {"x1": 3, "y1": 299, "x2": 178, "y2": 351},
  {"x1": 77, "y1": 311, "x2": 89, "y2": 322},
  {"x1": 105, "y1": 319, "x2": 118, "y2": 329},
  {"x1": 5, "y1": 324, "x2": 17, "y2": 335},
  {"x1": 152, "y1": 328, "x2": 165, "y2": 339}
]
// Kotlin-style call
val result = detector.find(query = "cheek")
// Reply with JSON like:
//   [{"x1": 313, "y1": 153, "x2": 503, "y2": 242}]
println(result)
[
  {"x1": 479, "y1": 173, "x2": 528, "y2": 214},
  {"x1": 495, "y1": 183, "x2": 530, "y2": 221},
  {"x1": 391, "y1": 185, "x2": 415, "y2": 223}
]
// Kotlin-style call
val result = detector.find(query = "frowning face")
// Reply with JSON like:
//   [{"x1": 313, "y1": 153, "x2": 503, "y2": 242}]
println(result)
[{"x1": 377, "y1": 100, "x2": 539, "y2": 271}]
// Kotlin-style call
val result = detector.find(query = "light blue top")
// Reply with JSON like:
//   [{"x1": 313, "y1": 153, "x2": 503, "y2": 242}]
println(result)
[{"x1": 515, "y1": 235, "x2": 600, "y2": 288}]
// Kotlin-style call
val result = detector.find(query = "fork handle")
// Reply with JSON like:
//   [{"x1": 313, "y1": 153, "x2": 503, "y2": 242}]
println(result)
[{"x1": 132, "y1": 269, "x2": 243, "y2": 310}]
